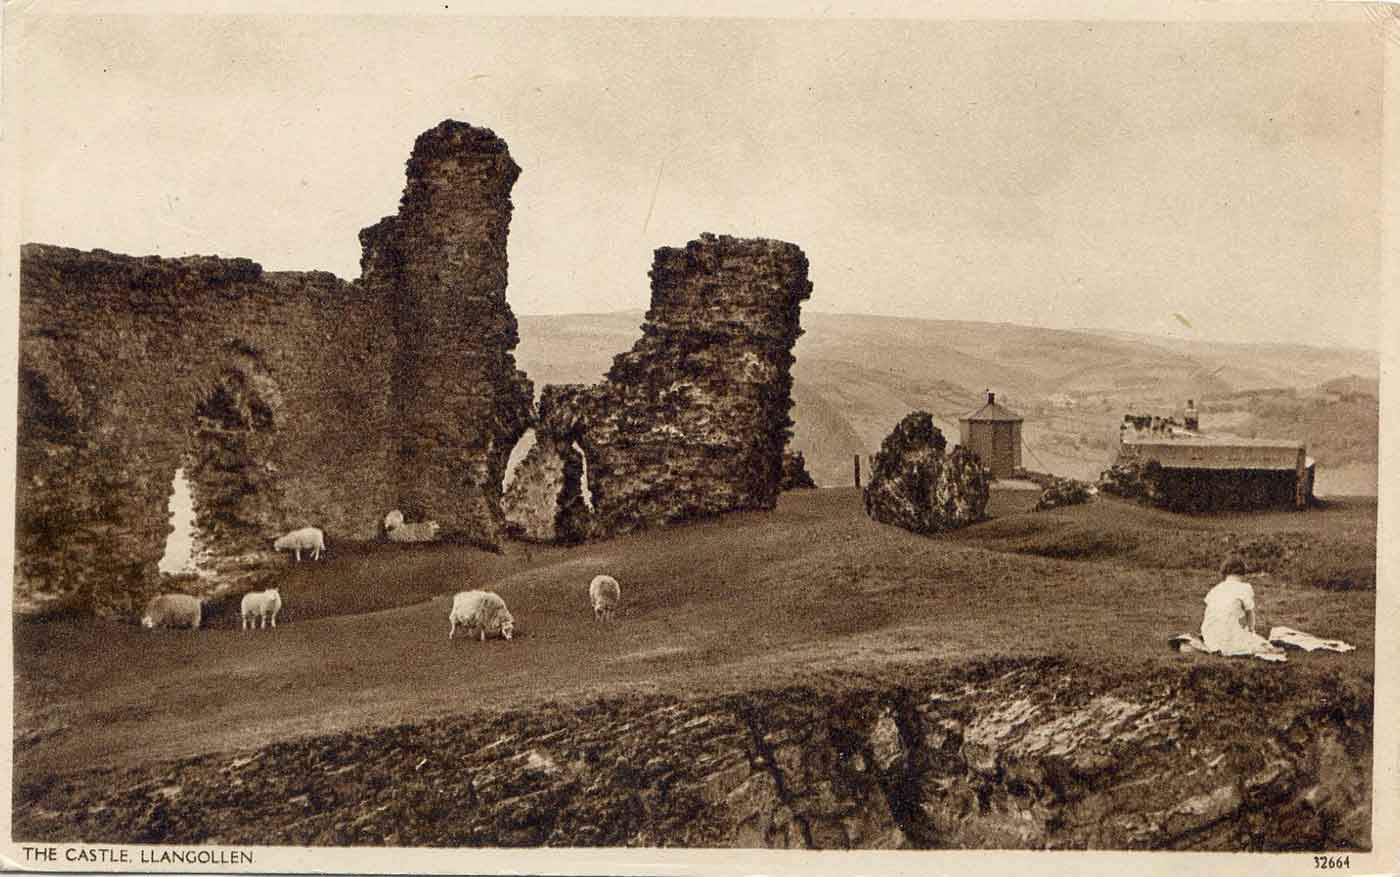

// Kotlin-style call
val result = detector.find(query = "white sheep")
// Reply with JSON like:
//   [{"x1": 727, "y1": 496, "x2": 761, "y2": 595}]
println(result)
[
  {"x1": 240, "y1": 587, "x2": 283, "y2": 630},
  {"x1": 588, "y1": 574, "x2": 621, "y2": 622},
  {"x1": 273, "y1": 526, "x2": 325, "y2": 562},
  {"x1": 384, "y1": 509, "x2": 440, "y2": 542},
  {"x1": 387, "y1": 521, "x2": 441, "y2": 543},
  {"x1": 448, "y1": 590, "x2": 515, "y2": 642},
  {"x1": 141, "y1": 593, "x2": 203, "y2": 630}
]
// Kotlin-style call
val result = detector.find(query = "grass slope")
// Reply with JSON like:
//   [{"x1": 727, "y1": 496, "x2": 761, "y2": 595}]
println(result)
[{"x1": 14, "y1": 490, "x2": 1375, "y2": 785}]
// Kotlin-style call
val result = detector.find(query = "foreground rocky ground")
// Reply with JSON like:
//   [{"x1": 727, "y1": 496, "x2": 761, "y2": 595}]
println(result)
[
  {"x1": 13, "y1": 657, "x2": 1370, "y2": 850},
  {"x1": 13, "y1": 490, "x2": 1376, "y2": 849}
]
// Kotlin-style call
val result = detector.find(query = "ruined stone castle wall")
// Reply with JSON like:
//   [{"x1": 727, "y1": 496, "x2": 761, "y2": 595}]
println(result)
[
  {"x1": 523, "y1": 234, "x2": 812, "y2": 539},
  {"x1": 17, "y1": 246, "x2": 398, "y2": 614},
  {"x1": 16, "y1": 120, "x2": 533, "y2": 616},
  {"x1": 359, "y1": 121, "x2": 533, "y2": 543}
]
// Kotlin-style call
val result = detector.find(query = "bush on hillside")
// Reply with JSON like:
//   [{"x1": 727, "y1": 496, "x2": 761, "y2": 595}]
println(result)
[{"x1": 1035, "y1": 477, "x2": 1096, "y2": 511}]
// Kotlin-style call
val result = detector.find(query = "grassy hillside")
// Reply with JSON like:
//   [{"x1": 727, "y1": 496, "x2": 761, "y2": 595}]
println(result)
[
  {"x1": 513, "y1": 312, "x2": 1379, "y2": 492},
  {"x1": 14, "y1": 490, "x2": 1375, "y2": 781}
]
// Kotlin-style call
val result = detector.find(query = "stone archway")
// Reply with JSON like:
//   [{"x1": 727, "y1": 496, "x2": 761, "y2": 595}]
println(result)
[{"x1": 179, "y1": 357, "x2": 285, "y2": 582}]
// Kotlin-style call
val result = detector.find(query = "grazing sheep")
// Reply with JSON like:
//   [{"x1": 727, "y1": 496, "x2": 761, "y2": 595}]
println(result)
[
  {"x1": 240, "y1": 588, "x2": 283, "y2": 630},
  {"x1": 273, "y1": 526, "x2": 325, "y2": 562},
  {"x1": 141, "y1": 594, "x2": 203, "y2": 630},
  {"x1": 588, "y1": 574, "x2": 621, "y2": 622},
  {"x1": 386, "y1": 519, "x2": 441, "y2": 543},
  {"x1": 448, "y1": 590, "x2": 515, "y2": 642}
]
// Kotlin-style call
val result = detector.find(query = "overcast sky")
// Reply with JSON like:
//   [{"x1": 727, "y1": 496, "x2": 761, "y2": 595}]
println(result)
[{"x1": 14, "y1": 13, "x2": 1385, "y2": 349}]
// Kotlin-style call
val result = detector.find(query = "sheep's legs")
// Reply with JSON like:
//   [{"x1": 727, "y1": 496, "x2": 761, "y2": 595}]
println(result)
[{"x1": 448, "y1": 618, "x2": 456, "y2": 640}]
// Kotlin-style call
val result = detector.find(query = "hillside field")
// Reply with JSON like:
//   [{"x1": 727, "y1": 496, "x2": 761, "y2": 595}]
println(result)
[{"x1": 14, "y1": 488, "x2": 1376, "y2": 846}]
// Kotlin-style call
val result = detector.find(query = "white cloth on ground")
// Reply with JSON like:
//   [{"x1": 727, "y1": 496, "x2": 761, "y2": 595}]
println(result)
[
  {"x1": 1268, "y1": 626, "x2": 1356, "y2": 653},
  {"x1": 1170, "y1": 632, "x2": 1286, "y2": 663},
  {"x1": 1200, "y1": 575, "x2": 1276, "y2": 657}
]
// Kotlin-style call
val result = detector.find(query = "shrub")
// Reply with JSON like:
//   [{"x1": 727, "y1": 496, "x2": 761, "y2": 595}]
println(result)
[{"x1": 1035, "y1": 477, "x2": 1095, "y2": 511}]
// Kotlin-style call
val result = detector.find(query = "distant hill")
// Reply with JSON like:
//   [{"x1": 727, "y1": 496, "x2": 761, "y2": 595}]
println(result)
[{"x1": 513, "y1": 312, "x2": 1379, "y2": 495}]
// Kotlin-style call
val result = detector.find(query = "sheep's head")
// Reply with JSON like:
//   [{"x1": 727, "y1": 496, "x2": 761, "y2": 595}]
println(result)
[
  {"x1": 268, "y1": 587, "x2": 281, "y2": 600},
  {"x1": 500, "y1": 619, "x2": 515, "y2": 640},
  {"x1": 140, "y1": 615, "x2": 155, "y2": 629}
]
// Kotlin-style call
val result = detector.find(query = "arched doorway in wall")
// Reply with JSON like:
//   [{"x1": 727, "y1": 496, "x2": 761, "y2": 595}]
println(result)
[{"x1": 166, "y1": 357, "x2": 283, "y2": 580}]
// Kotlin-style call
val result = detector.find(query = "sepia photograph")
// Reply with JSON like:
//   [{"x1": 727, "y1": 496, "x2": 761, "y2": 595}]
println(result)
[{"x1": 1, "y1": 2, "x2": 1396, "y2": 874}]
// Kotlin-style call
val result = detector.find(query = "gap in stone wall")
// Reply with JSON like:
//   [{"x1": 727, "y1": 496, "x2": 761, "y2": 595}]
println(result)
[
  {"x1": 157, "y1": 467, "x2": 199, "y2": 576},
  {"x1": 157, "y1": 462, "x2": 217, "y2": 577},
  {"x1": 574, "y1": 441, "x2": 595, "y2": 510},
  {"x1": 502, "y1": 429, "x2": 538, "y2": 492}
]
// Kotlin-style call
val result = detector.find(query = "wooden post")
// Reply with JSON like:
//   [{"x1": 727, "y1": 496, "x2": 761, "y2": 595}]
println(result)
[
  {"x1": 854, "y1": 453, "x2": 862, "y2": 488},
  {"x1": 1295, "y1": 448, "x2": 1308, "y2": 509}
]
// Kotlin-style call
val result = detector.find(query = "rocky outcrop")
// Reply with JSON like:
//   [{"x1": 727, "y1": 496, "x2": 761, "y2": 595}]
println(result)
[
  {"x1": 520, "y1": 234, "x2": 812, "y2": 540},
  {"x1": 358, "y1": 120, "x2": 534, "y2": 544},
  {"x1": 16, "y1": 120, "x2": 534, "y2": 617},
  {"x1": 12, "y1": 660, "x2": 1372, "y2": 850},
  {"x1": 863, "y1": 412, "x2": 990, "y2": 534},
  {"x1": 780, "y1": 450, "x2": 818, "y2": 491}
]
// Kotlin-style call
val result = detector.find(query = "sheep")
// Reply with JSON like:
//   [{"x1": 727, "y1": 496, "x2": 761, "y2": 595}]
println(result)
[
  {"x1": 141, "y1": 593, "x2": 203, "y2": 630},
  {"x1": 448, "y1": 590, "x2": 515, "y2": 642},
  {"x1": 384, "y1": 509, "x2": 440, "y2": 543},
  {"x1": 386, "y1": 520, "x2": 441, "y2": 543},
  {"x1": 588, "y1": 574, "x2": 621, "y2": 622},
  {"x1": 273, "y1": 526, "x2": 325, "y2": 562},
  {"x1": 240, "y1": 587, "x2": 283, "y2": 630}
]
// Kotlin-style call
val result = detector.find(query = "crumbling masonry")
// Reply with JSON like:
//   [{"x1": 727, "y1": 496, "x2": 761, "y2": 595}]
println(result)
[
  {"x1": 17, "y1": 121, "x2": 532, "y2": 615},
  {"x1": 503, "y1": 235, "x2": 813, "y2": 541},
  {"x1": 18, "y1": 122, "x2": 814, "y2": 616}
]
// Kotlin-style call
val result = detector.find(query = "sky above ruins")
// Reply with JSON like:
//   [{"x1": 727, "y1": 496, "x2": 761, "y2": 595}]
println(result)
[{"x1": 13, "y1": 10, "x2": 1386, "y2": 350}]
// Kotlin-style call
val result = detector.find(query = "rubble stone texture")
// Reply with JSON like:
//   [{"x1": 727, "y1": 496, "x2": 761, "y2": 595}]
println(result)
[
  {"x1": 359, "y1": 120, "x2": 534, "y2": 543},
  {"x1": 863, "y1": 411, "x2": 990, "y2": 534},
  {"x1": 501, "y1": 435, "x2": 593, "y2": 544},
  {"x1": 17, "y1": 248, "x2": 397, "y2": 616},
  {"x1": 16, "y1": 120, "x2": 533, "y2": 616},
  {"x1": 529, "y1": 234, "x2": 813, "y2": 538}
]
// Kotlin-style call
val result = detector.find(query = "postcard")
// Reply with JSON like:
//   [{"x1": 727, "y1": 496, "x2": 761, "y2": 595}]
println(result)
[{"x1": 2, "y1": 2, "x2": 1395, "y2": 875}]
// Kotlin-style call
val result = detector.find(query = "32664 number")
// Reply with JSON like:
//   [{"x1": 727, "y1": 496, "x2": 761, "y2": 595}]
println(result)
[{"x1": 1314, "y1": 855, "x2": 1350, "y2": 869}]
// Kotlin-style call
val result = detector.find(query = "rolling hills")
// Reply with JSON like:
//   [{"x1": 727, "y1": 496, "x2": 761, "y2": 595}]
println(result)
[{"x1": 513, "y1": 311, "x2": 1380, "y2": 493}]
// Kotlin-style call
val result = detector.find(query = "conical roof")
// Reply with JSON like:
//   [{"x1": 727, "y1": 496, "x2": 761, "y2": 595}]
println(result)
[{"x1": 961, "y1": 391, "x2": 1023, "y2": 422}]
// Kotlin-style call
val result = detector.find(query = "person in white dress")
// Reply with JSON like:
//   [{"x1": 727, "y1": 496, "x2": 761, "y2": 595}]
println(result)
[{"x1": 1201, "y1": 555, "x2": 1282, "y2": 657}]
